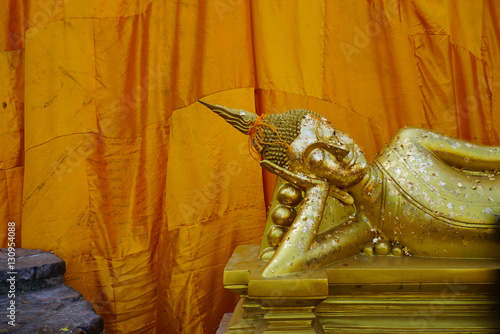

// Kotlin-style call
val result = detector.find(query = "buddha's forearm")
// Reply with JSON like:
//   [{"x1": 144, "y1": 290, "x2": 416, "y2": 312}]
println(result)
[
  {"x1": 396, "y1": 128, "x2": 500, "y2": 171},
  {"x1": 428, "y1": 143, "x2": 500, "y2": 171},
  {"x1": 261, "y1": 182, "x2": 329, "y2": 277},
  {"x1": 303, "y1": 214, "x2": 372, "y2": 270}
]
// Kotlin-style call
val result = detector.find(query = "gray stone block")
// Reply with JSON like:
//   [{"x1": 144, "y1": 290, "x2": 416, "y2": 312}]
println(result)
[{"x1": 0, "y1": 249, "x2": 103, "y2": 333}]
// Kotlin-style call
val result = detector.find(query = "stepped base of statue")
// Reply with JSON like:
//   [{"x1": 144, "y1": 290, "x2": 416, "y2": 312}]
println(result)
[{"x1": 223, "y1": 245, "x2": 500, "y2": 334}]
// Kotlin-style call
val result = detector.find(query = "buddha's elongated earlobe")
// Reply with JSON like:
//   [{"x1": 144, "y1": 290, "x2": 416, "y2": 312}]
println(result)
[{"x1": 329, "y1": 186, "x2": 354, "y2": 205}]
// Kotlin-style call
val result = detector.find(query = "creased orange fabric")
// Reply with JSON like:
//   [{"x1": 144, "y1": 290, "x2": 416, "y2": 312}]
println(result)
[{"x1": 1, "y1": 1, "x2": 499, "y2": 333}]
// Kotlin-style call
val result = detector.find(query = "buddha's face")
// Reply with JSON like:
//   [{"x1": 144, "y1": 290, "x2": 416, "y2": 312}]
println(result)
[{"x1": 287, "y1": 114, "x2": 367, "y2": 188}]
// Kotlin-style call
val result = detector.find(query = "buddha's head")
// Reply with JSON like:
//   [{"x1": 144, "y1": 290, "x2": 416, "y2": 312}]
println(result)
[{"x1": 199, "y1": 101, "x2": 367, "y2": 188}]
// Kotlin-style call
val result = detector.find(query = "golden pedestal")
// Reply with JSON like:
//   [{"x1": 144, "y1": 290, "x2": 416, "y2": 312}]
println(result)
[{"x1": 224, "y1": 245, "x2": 500, "y2": 333}]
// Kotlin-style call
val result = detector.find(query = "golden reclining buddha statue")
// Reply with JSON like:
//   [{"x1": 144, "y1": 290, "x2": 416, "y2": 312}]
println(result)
[{"x1": 200, "y1": 101, "x2": 500, "y2": 278}]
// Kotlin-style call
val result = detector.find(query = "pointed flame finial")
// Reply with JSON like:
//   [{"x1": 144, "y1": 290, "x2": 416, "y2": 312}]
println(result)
[{"x1": 198, "y1": 100, "x2": 257, "y2": 134}]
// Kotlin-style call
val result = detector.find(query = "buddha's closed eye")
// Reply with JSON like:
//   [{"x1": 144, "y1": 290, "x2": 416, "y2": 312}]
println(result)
[{"x1": 329, "y1": 131, "x2": 336, "y2": 140}]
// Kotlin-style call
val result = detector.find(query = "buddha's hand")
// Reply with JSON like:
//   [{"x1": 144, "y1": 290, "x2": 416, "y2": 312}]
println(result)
[{"x1": 260, "y1": 160, "x2": 329, "y2": 190}]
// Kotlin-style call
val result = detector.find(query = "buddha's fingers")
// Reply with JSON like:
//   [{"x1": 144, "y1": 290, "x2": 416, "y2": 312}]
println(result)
[{"x1": 260, "y1": 160, "x2": 328, "y2": 189}]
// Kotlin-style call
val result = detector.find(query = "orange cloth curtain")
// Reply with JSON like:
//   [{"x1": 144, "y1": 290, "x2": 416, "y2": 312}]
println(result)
[{"x1": 1, "y1": 0, "x2": 499, "y2": 333}]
